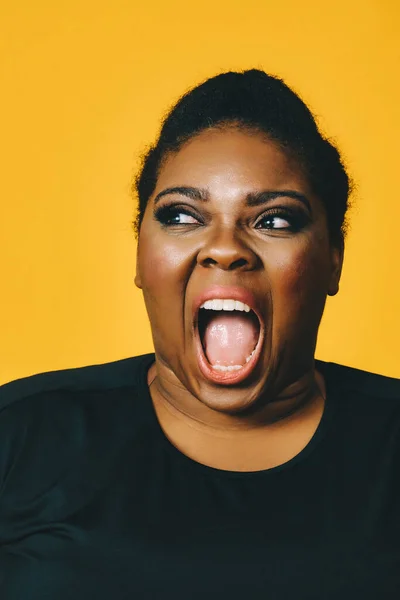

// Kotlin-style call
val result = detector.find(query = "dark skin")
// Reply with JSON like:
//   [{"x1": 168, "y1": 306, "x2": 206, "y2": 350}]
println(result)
[{"x1": 135, "y1": 127, "x2": 343, "y2": 471}]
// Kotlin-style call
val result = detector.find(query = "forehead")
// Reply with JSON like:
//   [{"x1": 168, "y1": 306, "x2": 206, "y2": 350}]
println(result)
[{"x1": 153, "y1": 128, "x2": 312, "y2": 198}]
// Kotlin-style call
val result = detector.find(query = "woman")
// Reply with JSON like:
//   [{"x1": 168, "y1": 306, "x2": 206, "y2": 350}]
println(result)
[{"x1": 0, "y1": 69, "x2": 399, "y2": 599}]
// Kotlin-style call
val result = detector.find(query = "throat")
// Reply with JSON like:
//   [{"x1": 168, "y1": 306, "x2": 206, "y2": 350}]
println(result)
[{"x1": 199, "y1": 310, "x2": 260, "y2": 369}]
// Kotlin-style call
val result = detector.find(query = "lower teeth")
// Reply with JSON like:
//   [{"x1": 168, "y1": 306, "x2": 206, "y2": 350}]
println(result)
[
  {"x1": 245, "y1": 349, "x2": 256, "y2": 363},
  {"x1": 211, "y1": 349, "x2": 256, "y2": 372},
  {"x1": 212, "y1": 364, "x2": 242, "y2": 372}
]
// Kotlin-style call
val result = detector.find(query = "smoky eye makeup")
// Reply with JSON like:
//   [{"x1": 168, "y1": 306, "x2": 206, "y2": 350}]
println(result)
[
  {"x1": 153, "y1": 199, "x2": 311, "y2": 232},
  {"x1": 153, "y1": 202, "x2": 204, "y2": 226},
  {"x1": 253, "y1": 205, "x2": 311, "y2": 232}
]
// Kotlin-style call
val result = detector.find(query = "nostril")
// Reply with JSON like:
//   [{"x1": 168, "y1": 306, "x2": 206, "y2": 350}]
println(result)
[
  {"x1": 200, "y1": 256, "x2": 250, "y2": 270},
  {"x1": 202, "y1": 258, "x2": 218, "y2": 267},
  {"x1": 228, "y1": 258, "x2": 248, "y2": 270}
]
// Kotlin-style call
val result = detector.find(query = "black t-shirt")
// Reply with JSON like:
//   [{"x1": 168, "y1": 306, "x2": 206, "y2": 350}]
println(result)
[{"x1": 0, "y1": 353, "x2": 399, "y2": 599}]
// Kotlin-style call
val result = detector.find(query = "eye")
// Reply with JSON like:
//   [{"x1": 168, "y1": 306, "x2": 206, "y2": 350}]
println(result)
[
  {"x1": 255, "y1": 215, "x2": 291, "y2": 230},
  {"x1": 254, "y1": 208, "x2": 308, "y2": 232},
  {"x1": 154, "y1": 204, "x2": 202, "y2": 226},
  {"x1": 168, "y1": 212, "x2": 199, "y2": 225}
]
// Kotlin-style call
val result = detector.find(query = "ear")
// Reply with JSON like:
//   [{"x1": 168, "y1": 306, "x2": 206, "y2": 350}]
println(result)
[
  {"x1": 327, "y1": 238, "x2": 344, "y2": 297},
  {"x1": 134, "y1": 247, "x2": 142, "y2": 290}
]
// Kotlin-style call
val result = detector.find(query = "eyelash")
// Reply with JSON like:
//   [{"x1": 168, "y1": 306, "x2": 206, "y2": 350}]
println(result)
[
  {"x1": 154, "y1": 203, "x2": 308, "y2": 232},
  {"x1": 154, "y1": 204, "x2": 202, "y2": 227},
  {"x1": 254, "y1": 208, "x2": 307, "y2": 231}
]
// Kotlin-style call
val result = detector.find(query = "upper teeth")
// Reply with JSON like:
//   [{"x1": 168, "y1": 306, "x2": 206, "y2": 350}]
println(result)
[{"x1": 200, "y1": 299, "x2": 251, "y2": 312}]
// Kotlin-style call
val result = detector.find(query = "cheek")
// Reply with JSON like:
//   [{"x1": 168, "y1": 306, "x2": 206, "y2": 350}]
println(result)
[
  {"x1": 269, "y1": 240, "x2": 330, "y2": 312},
  {"x1": 138, "y1": 232, "x2": 197, "y2": 328},
  {"x1": 139, "y1": 238, "x2": 184, "y2": 292}
]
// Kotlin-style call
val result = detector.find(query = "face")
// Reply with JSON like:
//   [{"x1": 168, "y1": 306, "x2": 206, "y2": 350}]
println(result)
[{"x1": 135, "y1": 128, "x2": 343, "y2": 413}]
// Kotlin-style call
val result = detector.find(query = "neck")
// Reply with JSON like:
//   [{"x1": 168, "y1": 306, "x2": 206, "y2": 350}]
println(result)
[{"x1": 147, "y1": 359, "x2": 326, "y2": 436}]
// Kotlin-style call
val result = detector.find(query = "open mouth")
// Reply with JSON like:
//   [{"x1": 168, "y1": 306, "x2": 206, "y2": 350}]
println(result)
[{"x1": 195, "y1": 298, "x2": 263, "y2": 385}]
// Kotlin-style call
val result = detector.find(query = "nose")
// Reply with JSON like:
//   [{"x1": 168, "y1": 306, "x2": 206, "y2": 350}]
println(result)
[{"x1": 197, "y1": 226, "x2": 259, "y2": 271}]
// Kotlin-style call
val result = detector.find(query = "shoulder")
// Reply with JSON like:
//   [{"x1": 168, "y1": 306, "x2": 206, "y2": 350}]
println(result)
[
  {"x1": 0, "y1": 352, "x2": 155, "y2": 458},
  {"x1": 316, "y1": 359, "x2": 400, "y2": 401},
  {"x1": 0, "y1": 352, "x2": 155, "y2": 412},
  {"x1": 0, "y1": 353, "x2": 155, "y2": 496},
  {"x1": 316, "y1": 359, "x2": 400, "y2": 429}
]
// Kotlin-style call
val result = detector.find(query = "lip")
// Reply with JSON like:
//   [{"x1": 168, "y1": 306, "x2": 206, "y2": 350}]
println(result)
[{"x1": 193, "y1": 285, "x2": 265, "y2": 385}]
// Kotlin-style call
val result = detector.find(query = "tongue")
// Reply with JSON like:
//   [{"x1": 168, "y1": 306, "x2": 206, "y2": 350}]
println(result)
[{"x1": 203, "y1": 313, "x2": 259, "y2": 366}]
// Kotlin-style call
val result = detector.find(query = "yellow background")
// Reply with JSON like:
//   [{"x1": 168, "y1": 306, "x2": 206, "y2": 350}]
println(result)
[{"x1": 1, "y1": 0, "x2": 399, "y2": 386}]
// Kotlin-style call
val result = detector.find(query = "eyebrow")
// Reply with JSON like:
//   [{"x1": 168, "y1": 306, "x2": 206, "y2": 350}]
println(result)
[{"x1": 153, "y1": 186, "x2": 312, "y2": 213}]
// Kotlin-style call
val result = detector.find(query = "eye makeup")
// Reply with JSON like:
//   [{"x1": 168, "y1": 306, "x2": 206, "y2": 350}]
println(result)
[
  {"x1": 254, "y1": 206, "x2": 311, "y2": 232},
  {"x1": 153, "y1": 200, "x2": 311, "y2": 233},
  {"x1": 154, "y1": 202, "x2": 204, "y2": 227}
]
